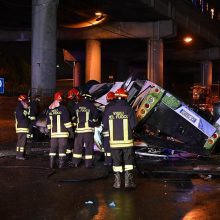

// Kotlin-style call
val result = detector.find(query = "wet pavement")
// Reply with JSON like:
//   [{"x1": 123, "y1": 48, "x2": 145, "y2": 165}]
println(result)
[
  {"x1": 1, "y1": 151, "x2": 220, "y2": 220},
  {"x1": 1, "y1": 96, "x2": 220, "y2": 220}
]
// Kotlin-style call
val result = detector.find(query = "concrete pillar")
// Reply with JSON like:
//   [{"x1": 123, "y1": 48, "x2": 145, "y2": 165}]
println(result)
[
  {"x1": 85, "y1": 40, "x2": 101, "y2": 83},
  {"x1": 73, "y1": 61, "x2": 81, "y2": 87},
  {"x1": 31, "y1": 0, "x2": 58, "y2": 96},
  {"x1": 147, "y1": 39, "x2": 164, "y2": 86},
  {"x1": 200, "y1": 60, "x2": 212, "y2": 87}
]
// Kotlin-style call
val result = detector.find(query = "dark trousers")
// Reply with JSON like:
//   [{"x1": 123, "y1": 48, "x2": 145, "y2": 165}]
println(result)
[
  {"x1": 50, "y1": 138, "x2": 68, "y2": 157},
  {"x1": 111, "y1": 148, "x2": 134, "y2": 172},
  {"x1": 16, "y1": 133, "x2": 27, "y2": 156},
  {"x1": 73, "y1": 132, "x2": 94, "y2": 167},
  {"x1": 103, "y1": 136, "x2": 112, "y2": 164}
]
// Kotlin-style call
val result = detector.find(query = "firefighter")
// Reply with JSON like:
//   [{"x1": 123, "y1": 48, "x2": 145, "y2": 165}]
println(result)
[
  {"x1": 102, "y1": 91, "x2": 116, "y2": 166},
  {"x1": 46, "y1": 92, "x2": 74, "y2": 169},
  {"x1": 65, "y1": 88, "x2": 80, "y2": 164},
  {"x1": 102, "y1": 88, "x2": 137, "y2": 189},
  {"x1": 72, "y1": 91, "x2": 100, "y2": 168},
  {"x1": 15, "y1": 94, "x2": 30, "y2": 160}
]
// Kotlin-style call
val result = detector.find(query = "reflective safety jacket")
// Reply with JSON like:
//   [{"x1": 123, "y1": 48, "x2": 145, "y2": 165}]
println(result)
[
  {"x1": 15, "y1": 102, "x2": 30, "y2": 134},
  {"x1": 73, "y1": 98, "x2": 99, "y2": 133},
  {"x1": 102, "y1": 99, "x2": 137, "y2": 149},
  {"x1": 47, "y1": 104, "x2": 72, "y2": 138},
  {"x1": 102, "y1": 99, "x2": 116, "y2": 138}
]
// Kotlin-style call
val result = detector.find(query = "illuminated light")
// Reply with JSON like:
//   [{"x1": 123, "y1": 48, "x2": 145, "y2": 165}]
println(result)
[
  {"x1": 141, "y1": 109, "x2": 145, "y2": 114},
  {"x1": 183, "y1": 36, "x2": 193, "y2": 43},
  {"x1": 95, "y1": 12, "x2": 102, "y2": 16},
  {"x1": 208, "y1": 139, "x2": 214, "y2": 145},
  {"x1": 62, "y1": 12, "x2": 107, "y2": 28},
  {"x1": 183, "y1": 208, "x2": 208, "y2": 220},
  {"x1": 145, "y1": 103, "x2": 150, "y2": 109},
  {"x1": 212, "y1": 133, "x2": 218, "y2": 139},
  {"x1": 155, "y1": 88, "x2": 159, "y2": 93},
  {"x1": 211, "y1": 8, "x2": 215, "y2": 19}
]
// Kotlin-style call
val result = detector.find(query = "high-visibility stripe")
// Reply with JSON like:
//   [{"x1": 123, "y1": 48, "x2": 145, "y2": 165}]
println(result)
[
  {"x1": 28, "y1": 116, "x2": 36, "y2": 120},
  {"x1": 20, "y1": 147, "x2": 24, "y2": 152},
  {"x1": 110, "y1": 139, "x2": 133, "y2": 148},
  {"x1": 47, "y1": 124, "x2": 51, "y2": 129},
  {"x1": 57, "y1": 115, "x2": 61, "y2": 133},
  {"x1": 64, "y1": 122, "x2": 72, "y2": 128},
  {"x1": 106, "y1": 152, "x2": 111, "y2": 157},
  {"x1": 49, "y1": 153, "x2": 56, "y2": 156},
  {"x1": 66, "y1": 149, "x2": 72, "y2": 154},
  {"x1": 85, "y1": 111, "x2": 89, "y2": 130},
  {"x1": 123, "y1": 118, "x2": 128, "y2": 141},
  {"x1": 85, "y1": 155, "x2": 93, "y2": 159},
  {"x1": 113, "y1": 166, "x2": 123, "y2": 172},
  {"x1": 59, "y1": 153, "x2": 66, "y2": 157},
  {"x1": 109, "y1": 119, "x2": 114, "y2": 142},
  {"x1": 51, "y1": 133, "x2": 69, "y2": 138},
  {"x1": 103, "y1": 131, "x2": 109, "y2": 137},
  {"x1": 73, "y1": 154, "x2": 82, "y2": 158},
  {"x1": 16, "y1": 147, "x2": 19, "y2": 152},
  {"x1": 124, "y1": 165, "x2": 133, "y2": 171},
  {"x1": 16, "y1": 127, "x2": 29, "y2": 132},
  {"x1": 75, "y1": 128, "x2": 94, "y2": 133}
]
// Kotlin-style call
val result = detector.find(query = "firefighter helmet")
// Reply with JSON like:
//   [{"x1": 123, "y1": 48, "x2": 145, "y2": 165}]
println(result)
[
  {"x1": 67, "y1": 88, "x2": 79, "y2": 99},
  {"x1": 115, "y1": 88, "x2": 128, "y2": 99},
  {"x1": 54, "y1": 92, "x2": 63, "y2": 102},
  {"x1": 18, "y1": 94, "x2": 28, "y2": 102},
  {"x1": 106, "y1": 91, "x2": 115, "y2": 101}
]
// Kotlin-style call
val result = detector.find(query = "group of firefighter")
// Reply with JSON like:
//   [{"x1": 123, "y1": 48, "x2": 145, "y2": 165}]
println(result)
[{"x1": 14, "y1": 86, "x2": 137, "y2": 189}]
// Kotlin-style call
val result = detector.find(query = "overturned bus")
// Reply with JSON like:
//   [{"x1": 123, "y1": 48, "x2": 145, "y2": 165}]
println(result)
[{"x1": 88, "y1": 76, "x2": 220, "y2": 158}]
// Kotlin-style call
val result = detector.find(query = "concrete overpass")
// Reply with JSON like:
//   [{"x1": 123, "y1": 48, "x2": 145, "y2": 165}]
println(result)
[{"x1": 0, "y1": 0, "x2": 220, "y2": 96}]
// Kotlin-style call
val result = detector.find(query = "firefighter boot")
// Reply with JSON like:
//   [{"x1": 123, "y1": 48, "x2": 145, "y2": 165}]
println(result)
[
  {"x1": 125, "y1": 171, "x2": 136, "y2": 188},
  {"x1": 50, "y1": 156, "x2": 56, "y2": 169},
  {"x1": 58, "y1": 156, "x2": 66, "y2": 168},
  {"x1": 113, "y1": 172, "x2": 121, "y2": 189}
]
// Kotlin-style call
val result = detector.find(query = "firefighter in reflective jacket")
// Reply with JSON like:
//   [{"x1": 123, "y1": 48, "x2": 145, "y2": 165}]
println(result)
[
  {"x1": 102, "y1": 91, "x2": 116, "y2": 166},
  {"x1": 102, "y1": 88, "x2": 137, "y2": 188},
  {"x1": 15, "y1": 94, "x2": 30, "y2": 160},
  {"x1": 47, "y1": 92, "x2": 74, "y2": 168},
  {"x1": 72, "y1": 92, "x2": 99, "y2": 168},
  {"x1": 66, "y1": 88, "x2": 80, "y2": 162}
]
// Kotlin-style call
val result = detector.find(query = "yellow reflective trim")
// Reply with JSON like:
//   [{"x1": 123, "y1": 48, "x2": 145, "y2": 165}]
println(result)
[
  {"x1": 16, "y1": 147, "x2": 19, "y2": 152},
  {"x1": 113, "y1": 166, "x2": 123, "y2": 172},
  {"x1": 64, "y1": 122, "x2": 72, "y2": 128},
  {"x1": 85, "y1": 111, "x2": 89, "y2": 129},
  {"x1": 57, "y1": 115, "x2": 61, "y2": 133},
  {"x1": 109, "y1": 119, "x2": 113, "y2": 142},
  {"x1": 16, "y1": 128, "x2": 29, "y2": 132},
  {"x1": 106, "y1": 152, "x2": 111, "y2": 156},
  {"x1": 20, "y1": 147, "x2": 24, "y2": 152},
  {"x1": 123, "y1": 118, "x2": 128, "y2": 141},
  {"x1": 59, "y1": 153, "x2": 66, "y2": 157},
  {"x1": 124, "y1": 165, "x2": 133, "y2": 171},
  {"x1": 28, "y1": 116, "x2": 36, "y2": 120},
  {"x1": 66, "y1": 149, "x2": 72, "y2": 154},
  {"x1": 75, "y1": 128, "x2": 94, "y2": 133},
  {"x1": 73, "y1": 154, "x2": 82, "y2": 158},
  {"x1": 85, "y1": 155, "x2": 93, "y2": 159},
  {"x1": 51, "y1": 132, "x2": 69, "y2": 138},
  {"x1": 47, "y1": 125, "x2": 51, "y2": 129},
  {"x1": 49, "y1": 153, "x2": 56, "y2": 156},
  {"x1": 103, "y1": 131, "x2": 109, "y2": 137}
]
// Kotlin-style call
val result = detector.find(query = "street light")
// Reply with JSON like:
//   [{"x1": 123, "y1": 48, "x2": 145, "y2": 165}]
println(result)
[{"x1": 183, "y1": 36, "x2": 193, "y2": 44}]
